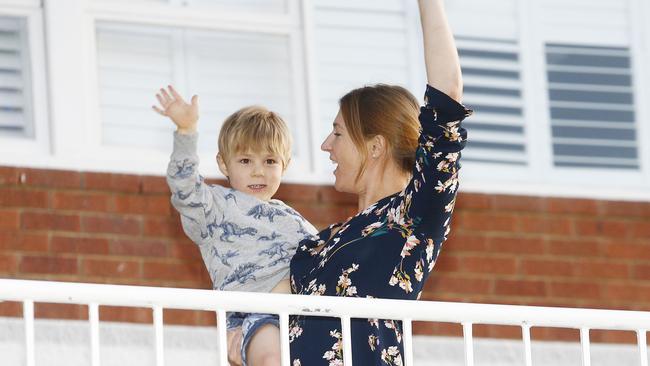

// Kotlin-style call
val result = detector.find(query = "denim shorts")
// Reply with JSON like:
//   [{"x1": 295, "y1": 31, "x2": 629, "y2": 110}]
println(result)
[{"x1": 227, "y1": 312, "x2": 280, "y2": 366}]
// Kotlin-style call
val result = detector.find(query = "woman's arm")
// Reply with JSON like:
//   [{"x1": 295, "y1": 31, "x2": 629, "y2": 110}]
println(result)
[{"x1": 419, "y1": 0, "x2": 463, "y2": 101}]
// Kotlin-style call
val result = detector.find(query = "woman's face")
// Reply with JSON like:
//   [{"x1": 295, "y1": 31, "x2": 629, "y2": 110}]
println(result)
[{"x1": 321, "y1": 110, "x2": 364, "y2": 193}]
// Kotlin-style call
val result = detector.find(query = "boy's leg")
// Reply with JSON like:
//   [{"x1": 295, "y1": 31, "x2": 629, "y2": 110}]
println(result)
[{"x1": 245, "y1": 323, "x2": 281, "y2": 366}]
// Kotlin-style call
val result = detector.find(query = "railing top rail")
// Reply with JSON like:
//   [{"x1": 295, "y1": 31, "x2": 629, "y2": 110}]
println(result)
[{"x1": 1, "y1": 279, "x2": 649, "y2": 331}]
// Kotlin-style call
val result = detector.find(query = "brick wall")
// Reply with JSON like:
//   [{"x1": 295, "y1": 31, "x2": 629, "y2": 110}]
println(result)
[{"x1": 1, "y1": 165, "x2": 649, "y2": 344}]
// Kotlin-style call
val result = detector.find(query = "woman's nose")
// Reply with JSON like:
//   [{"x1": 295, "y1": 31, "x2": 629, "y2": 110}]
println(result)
[{"x1": 321, "y1": 134, "x2": 332, "y2": 152}]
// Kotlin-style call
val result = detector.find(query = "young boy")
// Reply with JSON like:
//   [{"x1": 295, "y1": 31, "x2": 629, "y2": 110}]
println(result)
[{"x1": 153, "y1": 85, "x2": 318, "y2": 366}]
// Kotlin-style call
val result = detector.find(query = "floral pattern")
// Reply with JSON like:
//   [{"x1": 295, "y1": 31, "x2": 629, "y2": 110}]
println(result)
[{"x1": 289, "y1": 85, "x2": 470, "y2": 365}]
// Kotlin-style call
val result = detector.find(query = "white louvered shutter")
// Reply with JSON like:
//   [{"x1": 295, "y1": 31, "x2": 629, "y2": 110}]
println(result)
[
  {"x1": 446, "y1": 0, "x2": 526, "y2": 166},
  {"x1": 539, "y1": 0, "x2": 639, "y2": 170},
  {"x1": 312, "y1": 0, "x2": 414, "y2": 174},
  {"x1": 96, "y1": 22, "x2": 297, "y2": 157},
  {"x1": 0, "y1": 16, "x2": 34, "y2": 138}
]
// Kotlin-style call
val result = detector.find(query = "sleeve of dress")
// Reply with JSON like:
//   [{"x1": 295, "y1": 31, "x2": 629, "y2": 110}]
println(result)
[
  {"x1": 166, "y1": 131, "x2": 225, "y2": 246},
  {"x1": 399, "y1": 84, "x2": 471, "y2": 241}
]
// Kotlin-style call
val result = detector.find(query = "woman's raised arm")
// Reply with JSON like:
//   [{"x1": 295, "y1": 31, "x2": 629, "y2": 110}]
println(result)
[{"x1": 418, "y1": 0, "x2": 463, "y2": 101}]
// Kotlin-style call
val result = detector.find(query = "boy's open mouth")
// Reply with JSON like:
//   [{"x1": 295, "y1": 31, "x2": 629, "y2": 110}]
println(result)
[{"x1": 248, "y1": 184, "x2": 267, "y2": 190}]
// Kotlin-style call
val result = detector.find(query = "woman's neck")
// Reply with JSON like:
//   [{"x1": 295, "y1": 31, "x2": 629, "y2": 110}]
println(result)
[{"x1": 356, "y1": 162, "x2": 411, "y2": 212}]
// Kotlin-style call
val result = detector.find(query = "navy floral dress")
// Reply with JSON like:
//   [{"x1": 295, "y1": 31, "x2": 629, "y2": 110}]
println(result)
[{"x1": 289, "y1": 85, "x2": 471, "y2": 365}]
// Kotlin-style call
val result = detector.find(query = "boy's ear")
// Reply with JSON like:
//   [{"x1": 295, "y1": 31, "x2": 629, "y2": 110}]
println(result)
[
  {"x1": 282, "y1": 157, "x2": 291, "y2": 174},
  {"x1": 216, "y1": 153, "x2": 229, "y2": 177}
]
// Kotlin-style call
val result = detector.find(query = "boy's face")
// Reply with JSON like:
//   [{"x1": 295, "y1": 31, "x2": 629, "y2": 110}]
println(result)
[{"x1": 217, "y1": 149, "x2": 285, "y2": 201}]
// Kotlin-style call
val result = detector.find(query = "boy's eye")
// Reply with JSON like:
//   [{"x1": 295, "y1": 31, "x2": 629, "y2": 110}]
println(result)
[
  {"x1": 239, "y1": 158, "x2": 250, "y2": 164},
  {"x1": 266, "y1": 159, "x2": 278, "y2": 165}
]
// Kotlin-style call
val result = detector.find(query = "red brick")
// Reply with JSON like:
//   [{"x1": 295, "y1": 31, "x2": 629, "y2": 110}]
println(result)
[
  {"x1": 0, "y1": 188, "x2": 49, "y2": 208},
  {"x1": 547, "y1": 239, "x2": 602, "y2": 257},
  {"x1": 19, "y1": 256, "x2": 78, "y2": 275},
  {"x1": 603, "y1": 284, "x2": 650, "y2": 303},
  {"x1": 462, "y1": 256, "x2": 517, "y2": 275},
  {"x1": 163, "y1": 309, "x2": 205, "y2": 326},
  {"x1": 20, "y1": 211, "x2": 80, "y2": 231},
  {"x1": 605, "y1": 242, "x2": 650, "y2": 260},
  {"x1": 434, "y1": 255, "x2": 460, "y2": 273},
  {"x1": 474, "y1": 324, "x2": 522, "y2": 339},
  {"x1": 601, "y1": 201, "x2": 650, "y2": 218},
  {"x1": 454, "y1": 193, "x2": 491, "y2": 210},
  {"x1": 0, "y1": 209, "x2": 20, "y2": 229},
  {"x1": 317, "y1": 186, "x2": 356, "y2": 204},
  {"x1": 142, "y1": 261, "x2": 204, "y2": 282},
  {"x1": 169, "y1": 241, "x2": 202, "y2": 260},
  {"x1": 445, "y1": 233, "x2": 488, "y2": 252},
  {"x1": 143, "y1": 216, "x2": 185, "y2": 238},
  {"x1": 13, "y1": 232, "x2": 49, "y2": 252},
  {"x1": 0, "y1": 166, "x2": 19, "y2": 185},
  {"x1": 632, "y1": 222, "x2": 650, "y2": 238},
  {"x1": 532, "y1": 327, "x2": 579, "y2": 342},
  {"x1": 575, "y1": 219, "x2": 631, "y2": 238},
  {"x1": 83, "y1": 259, "x2": 140, "y2": 278},
  {"x1": 81, "y1": 215, "x2": 141, "y2": 236},
  {"x1": 84, "y1": 172, "x2": 141, "y2": 193},
  {"x1": 50, "y1": 235, "x2": 109, "y2": 255},
  {"x1": 109, "y1": 238, "x2": 168, "y2": 257},
  {"x1": 425, "y1": 274, "x2": 492, "y2": 295},
  {"x1": 549, "y1": 282, "x2": 601, "y2": 300},
  {"x1": 21, "y1": 168, "x2": 82, "y2": 189},
  {"x1": 520, "y1": 259, "x2": 574, "y2": 277},
  {"x1": 495, "y1": 280, "x2": 546, "y2": 297},
  {"x1": 52, "y1": 191, "x2": 110, "y2": 212},
  {"x1": 633, "y1": 265, "x2": 650, "y2": 281},
  {"x1": 0, "y1": 301, "x2": 21, "y2": 317},
  {"x1": 492, "y1": 195, "x2": 545, "y2": 212},
  {"x1": 0, "y1": 254, "x2": 18, "y2": 274},
  {"x1": 458, "y1": 212, "x2": 518, "y2": 232},
  {"x1": 113, "y1": 194, "x2": 171, "y2": 216},
  {"x1": 591, "y1": 329, "x2": 637, "y2": 344},
  {"x1": 141, "y1": 175, "x2": 170, "y2": 194},
  {"x1": 412, "y1": 322, "x2": 462, "y2": 337},
  {"x1": 487, "y1": 236, "x2": 544, "y2": 255},
  {"x1": 274, "y1": 183, "x2": 320, "y2": 203},
  {"x1": 574, "y1": 261, "x2": 629, "y2": 280},
  {"x1": 518, "y1": 216, "x2": 573, "y2": 236},
  {"x1": 546, "y1": 198, "x2": 599, "y2": 215},
  {"x1": 100, "y1": 306, "x2": 152, "y2": 323},
  {"x1": 35, "y1": 303, "x2": 86, "y2": 320}
]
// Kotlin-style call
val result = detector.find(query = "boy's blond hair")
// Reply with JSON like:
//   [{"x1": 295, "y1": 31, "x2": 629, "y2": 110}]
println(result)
[{"x1": 217, "y1": 106, "x2": 292, "y2": 168}]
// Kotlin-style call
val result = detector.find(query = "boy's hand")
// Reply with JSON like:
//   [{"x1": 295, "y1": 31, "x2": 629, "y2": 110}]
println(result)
[
  {"x1": 227, "y1": 328, "x2": 244, "y2": 366},
  {"x1": 153, "y1": 85, "x2": 199, "y2": 134}
]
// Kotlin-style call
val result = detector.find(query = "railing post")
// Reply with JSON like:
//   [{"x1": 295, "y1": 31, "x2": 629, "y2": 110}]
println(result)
[
  {"x1": 24, "y1": 300, "x2": 35, "y2": 366},
  {"x1": 89, "y1": 303, "x2": 100, "y2": 366},
  {"x1": 462, "y1": 322, "x2": 474, "y2": 366},
  {"x1": 638, "y1": 329, "x2": 648, "y2": 366},
  {"x1": 279, "y1": 312, "x2": 290, "y2": 366},
  {"x1": 342, "y1": 315, "x2": 353, "y2": 365},
  {"x1": 153, "y1": 305, "x2": 164, "y2": 366},
  {"x1": 522, "y1": 324, "x2": 533, "y2": 366},
  {"x1": 217, "y1": 310, "x2": 229, "y2": 366},
  {"x1": 580, "y1": 327, "x2": 591, "y2": 366},
  {"x1": 403, "y1": 318, "x2": 414, "y2": 366}
]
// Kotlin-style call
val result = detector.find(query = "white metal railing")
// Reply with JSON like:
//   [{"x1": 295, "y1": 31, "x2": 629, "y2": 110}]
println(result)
[{"x1": 1, "y1": 279, "x2": 650, "y2": 366}]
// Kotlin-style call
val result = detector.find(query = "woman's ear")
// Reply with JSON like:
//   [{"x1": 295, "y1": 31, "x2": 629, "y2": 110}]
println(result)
[
  {"x1": 216, "y1": 153, "x2": 229, "y2": 177},
  {"x1": 368, "y1": 135, "x2": 387, "y2": 159}
]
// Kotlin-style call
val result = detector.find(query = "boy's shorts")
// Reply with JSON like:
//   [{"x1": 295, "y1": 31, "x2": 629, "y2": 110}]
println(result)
[{"x1": 227, "y1": 312, "x2": 280, "y2": 366}]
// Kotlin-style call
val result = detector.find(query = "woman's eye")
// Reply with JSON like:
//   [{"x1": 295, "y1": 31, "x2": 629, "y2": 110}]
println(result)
[{"x1": 333, "y1": 132, "x2": 342, "y2": 137}]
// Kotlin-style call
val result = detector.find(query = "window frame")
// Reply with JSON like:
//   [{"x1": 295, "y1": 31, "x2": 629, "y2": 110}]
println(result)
[{"x1": 0, "y1": 1, "x2": 49, "y2": 163}]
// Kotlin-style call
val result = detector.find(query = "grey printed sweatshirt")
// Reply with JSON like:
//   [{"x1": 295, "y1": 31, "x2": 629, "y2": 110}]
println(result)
[{"x1": 166, "y1": 131, "x2": 318, "y2": 292}]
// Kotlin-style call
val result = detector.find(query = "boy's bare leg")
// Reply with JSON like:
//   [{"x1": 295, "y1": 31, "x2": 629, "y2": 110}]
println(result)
[{"x1": 245, "y1": 324, "x2": 281, "y2": 366}]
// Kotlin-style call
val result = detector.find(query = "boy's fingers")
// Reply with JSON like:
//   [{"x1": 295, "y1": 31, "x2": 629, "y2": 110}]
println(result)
[
  {"x1": 168, "y1": 85, "x2": 184, "y2": 102},
  {"x1": 155, "y1": 94, "x2": 167, "y2": 108},
  {"x1": 160, "y1": 88, "x2": 173, "y2": 104},
  {"x1": 152, "y1": 105, "x2": 166, "y2": 116}
]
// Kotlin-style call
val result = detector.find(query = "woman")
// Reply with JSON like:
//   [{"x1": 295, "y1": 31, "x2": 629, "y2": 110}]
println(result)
[{"x1": 230, "y1": 0, "x2": 470, "y2": 364}]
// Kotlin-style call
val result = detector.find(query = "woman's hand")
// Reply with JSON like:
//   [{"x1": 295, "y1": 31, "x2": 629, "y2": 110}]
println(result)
[
  {"x1": 227, "y1": 327, "x2": 244, "y2": 366},
  {"x1": 152, "y1": 85, "x2": 199, "y2": 134}
]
